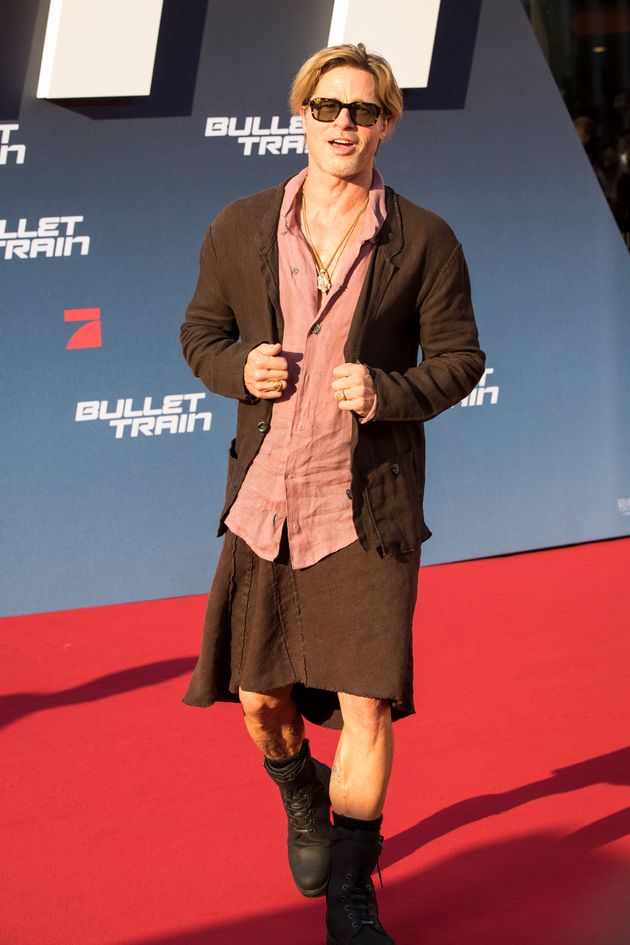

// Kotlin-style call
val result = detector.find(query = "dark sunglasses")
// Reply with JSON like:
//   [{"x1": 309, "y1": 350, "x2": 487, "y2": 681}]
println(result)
[{"x1": 308, "y1": 97, "x2": 383, "y2": 127}]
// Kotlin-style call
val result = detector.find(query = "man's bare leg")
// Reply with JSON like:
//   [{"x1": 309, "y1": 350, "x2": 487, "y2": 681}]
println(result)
[
  {"x1": 239, "y1": 686, "x2": 393, "y2": 816},
  {"x1": 239, "y1": 683, "x2": 304, "y2": 760},
  {"x1": 325, "y1": 694, "x2": 395, "y2": 943},
  {"x1": 239, "y1": 684, "x2": 331, "y2": 898},
  {"x1": 329, "y1": 693, "x2": 393, "y2": 820}
]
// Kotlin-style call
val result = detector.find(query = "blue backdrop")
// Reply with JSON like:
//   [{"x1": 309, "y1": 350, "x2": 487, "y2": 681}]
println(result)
[{"x1": 1, "y1": 0, "x2": 629, "y2": 616}]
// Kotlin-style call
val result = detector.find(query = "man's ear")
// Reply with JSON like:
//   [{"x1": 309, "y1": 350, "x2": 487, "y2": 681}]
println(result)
[{"x1": 380, "y1": 115, "x2": 393, "y2": 141}]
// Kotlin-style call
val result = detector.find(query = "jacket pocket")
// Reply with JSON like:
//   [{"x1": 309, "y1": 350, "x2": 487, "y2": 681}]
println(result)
[{"x1": 363, "y1": 447, "x2": 429, "y2": 554}]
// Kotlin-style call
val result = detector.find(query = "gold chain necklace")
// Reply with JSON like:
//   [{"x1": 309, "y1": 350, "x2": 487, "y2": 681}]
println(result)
[{"x1": 301, "y1": 188, "x2": 370, "y2": 294}]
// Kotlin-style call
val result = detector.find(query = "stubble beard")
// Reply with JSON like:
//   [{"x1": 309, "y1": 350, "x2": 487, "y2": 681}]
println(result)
[{"x1": 320, "y1": 151, "x2": 369, "y2": 183}]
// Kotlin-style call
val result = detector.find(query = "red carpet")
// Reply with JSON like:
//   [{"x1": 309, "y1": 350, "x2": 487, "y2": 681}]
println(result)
[{"x1": 1, "y1": 538, "x2": 629, "y2": 945}]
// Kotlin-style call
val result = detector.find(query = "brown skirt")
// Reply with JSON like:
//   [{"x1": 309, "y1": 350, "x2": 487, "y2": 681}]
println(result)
[{"x1": 183, "y1": 529, "x2": 420, "y2": 730}]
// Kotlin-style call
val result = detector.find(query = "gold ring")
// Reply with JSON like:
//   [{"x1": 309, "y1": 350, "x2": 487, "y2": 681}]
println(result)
[
  {"x1": 335, "y1": 389, "x2": 347, "y2": 402},
  {"x1": 271, "y1": 379, "x2": 282, "y2": 391}
]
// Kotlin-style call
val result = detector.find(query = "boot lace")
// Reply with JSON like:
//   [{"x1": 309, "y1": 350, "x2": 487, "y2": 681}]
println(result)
[
  {"x1": 284, "y1": 787, "x2": 316, "y2": 832},
  {"x1": 340, "y1": 838, "x2": 384, "y2": 931}
]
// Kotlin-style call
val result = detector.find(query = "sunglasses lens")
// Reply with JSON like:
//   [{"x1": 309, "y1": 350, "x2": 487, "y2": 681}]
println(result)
[
  {"x1": 315, "y1": 102, "x2": 341, "y2": 121},
  {"x1": 353, "y1": 106, "x2": 378, "y2": 127}
]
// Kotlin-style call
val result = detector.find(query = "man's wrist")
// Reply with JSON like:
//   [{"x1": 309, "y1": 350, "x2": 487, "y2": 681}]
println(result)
[{"x1": 359, "y1": 393, "x2": 378, "y2": 423}]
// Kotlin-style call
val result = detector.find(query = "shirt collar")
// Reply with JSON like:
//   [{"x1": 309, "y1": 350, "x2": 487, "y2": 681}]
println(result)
[{"x1": 280, "y1": 167, "x2": 387, "y2": 241}]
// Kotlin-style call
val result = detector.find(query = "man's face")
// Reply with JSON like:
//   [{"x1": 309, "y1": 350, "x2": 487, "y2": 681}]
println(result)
[{"x1": 300, "y1": 66, "x2": 391, "y2": 184}]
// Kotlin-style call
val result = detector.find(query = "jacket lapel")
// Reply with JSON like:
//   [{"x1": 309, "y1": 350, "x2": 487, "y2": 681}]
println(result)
[
  {"x1": 254, "y1": 180, "x2": 403, "y2": 354},
  {"x1": 344, "y1": 186, "x2": 404, "y2": 361},
  {"x1": 255, "y1": 182, "x2": 288, "y2": 343}
]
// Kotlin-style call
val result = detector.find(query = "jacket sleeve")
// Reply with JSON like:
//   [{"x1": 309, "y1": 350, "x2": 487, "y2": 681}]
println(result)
[
  {"x1": 180, "y1": 226, "x2": 262, "y2": 401},
  {"x1": 371, "y1": 243, "x2": 485, "y2": 422}
]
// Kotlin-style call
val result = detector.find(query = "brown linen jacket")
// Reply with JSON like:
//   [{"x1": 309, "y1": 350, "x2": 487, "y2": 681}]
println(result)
[{"x1": 181, "y1": 181, "x2": 485, "y2": 556}]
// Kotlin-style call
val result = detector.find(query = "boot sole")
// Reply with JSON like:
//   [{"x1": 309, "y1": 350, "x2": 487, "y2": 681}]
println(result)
[{"x1": 299, "y1": 879, "x2": 328, "y2": 898}]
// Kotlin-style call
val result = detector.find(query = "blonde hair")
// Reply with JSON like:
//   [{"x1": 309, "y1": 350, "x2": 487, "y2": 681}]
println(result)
[{"x1": 289, "y1": 43, "x2": 403, "y2": 124}]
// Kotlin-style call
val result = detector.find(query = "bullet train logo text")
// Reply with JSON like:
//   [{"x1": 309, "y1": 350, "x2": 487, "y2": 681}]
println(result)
[
  {"x1": 75, "y1": 394, "x2": 212, "y2": 439},
  {"x1": 205, "y1": 116, "x2": 306, "y2": 156},
  {"x1": 0, "y1": 216, "x2": 90, "y2": 260}
]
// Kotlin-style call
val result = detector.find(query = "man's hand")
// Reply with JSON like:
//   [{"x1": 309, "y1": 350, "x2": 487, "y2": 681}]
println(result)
[
  {"x1": 331, "y1": 363, "x2": 375, "y2": 418},
  {"x1": 244, "y1": 343, "x2": 289, "y2": 399}
]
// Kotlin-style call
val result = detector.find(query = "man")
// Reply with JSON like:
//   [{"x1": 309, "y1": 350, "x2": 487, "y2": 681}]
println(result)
[{"x1": 181, "y1": 43, "x2": 484, "y2": 945}]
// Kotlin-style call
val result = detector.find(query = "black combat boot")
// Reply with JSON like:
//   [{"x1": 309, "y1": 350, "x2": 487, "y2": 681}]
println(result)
[
  {"x1": 264, "y1": 740, "x2": 332, "y2": 897},
  {"x1": 326, "y1": 826, "x2": 395, "y2": 944}
]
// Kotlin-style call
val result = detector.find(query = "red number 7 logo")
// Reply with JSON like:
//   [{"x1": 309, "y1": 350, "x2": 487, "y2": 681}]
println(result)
[{"x1": 65, "y1": 308, "x2": 102, "y2": 349}]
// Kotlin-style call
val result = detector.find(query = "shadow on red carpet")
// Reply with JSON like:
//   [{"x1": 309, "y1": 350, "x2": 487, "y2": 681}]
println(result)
[
  {"x1": 113, "y1": 831, "x2": 630, "y2": 945},
  {"x1": 383, "y1": 745, "x2": 630, "y2": 868},
  {"x1": 0, "y1": 657, "x2": 197, "y2": 730}
]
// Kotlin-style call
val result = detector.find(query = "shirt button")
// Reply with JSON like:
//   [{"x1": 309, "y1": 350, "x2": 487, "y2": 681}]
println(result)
[
  {"x1": 390, "y1": 463, "x2": 400, "y2": 476},
  {"x1": 272, "y1": 513, "x2": 278, "y2": 525},
  {"x1": 346, "y1": 489, "x2": 353, "y2": 500},
  {"x1": 311, "y1": 323, "x2": 321, "y2": 335},
  {"x1": 257, "y1": 421, "x2": 269, "y2": 433},
  {"x1": 294, "y1": 523, "x2": 301, "y2": 533}
]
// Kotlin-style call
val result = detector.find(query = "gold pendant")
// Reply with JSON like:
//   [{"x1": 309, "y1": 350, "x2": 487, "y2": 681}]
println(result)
[{"x1": 316, "y1": 269, "x2": 331, "y2": 294}]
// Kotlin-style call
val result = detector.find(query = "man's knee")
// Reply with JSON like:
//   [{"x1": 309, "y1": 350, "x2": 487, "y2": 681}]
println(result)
[
  {"x1": 339, "y1": 694, "x2": 392, "y2": 736},
  {"x1": 239, "y1": 686, "x2": 293, "y2": 726}
]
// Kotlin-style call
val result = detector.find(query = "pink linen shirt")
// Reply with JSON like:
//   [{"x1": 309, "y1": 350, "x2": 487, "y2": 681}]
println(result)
[{"x1": 225, "y1": 167, "x2": 387, "y2": 568}]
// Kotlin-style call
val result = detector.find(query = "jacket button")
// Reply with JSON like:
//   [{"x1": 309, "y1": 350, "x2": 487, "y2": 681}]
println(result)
[
  {"x1": 311, "y1": 323, "x2": 321, "y2": 334},
  {"x1": 257, "y1": 421, "x2": 269, "y2": 433},
  {"x1": 390, "y1": 463, "x2": 400, "y2": 476},
  {"x1": 346, "y1": 489, "x2": 353, "y2": 500}
]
